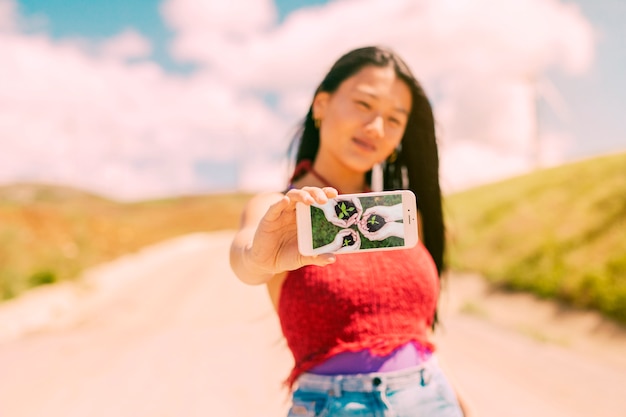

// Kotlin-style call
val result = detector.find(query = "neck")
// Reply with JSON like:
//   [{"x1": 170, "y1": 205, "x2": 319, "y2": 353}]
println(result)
[{"x1": 309, "y1": 159, "x2": 367, "y2": 194}]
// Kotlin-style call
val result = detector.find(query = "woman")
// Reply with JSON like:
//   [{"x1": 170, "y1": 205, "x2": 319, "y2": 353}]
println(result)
[{"x1": 230, "y1": 46, "x2": 469, "y2": 417}]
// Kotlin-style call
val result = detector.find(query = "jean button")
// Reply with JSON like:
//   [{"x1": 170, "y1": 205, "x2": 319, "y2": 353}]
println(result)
[{"x1": 372, "y1": 377, "x2": 382, "y2": 386}]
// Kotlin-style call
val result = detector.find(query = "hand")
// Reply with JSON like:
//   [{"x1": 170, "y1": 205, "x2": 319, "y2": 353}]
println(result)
[
  {"x1": 244, "y1": 187, "x2": 339, "y2": 276},
  {"x1": 319, "y1": 228, "x2": 361, "y2": 253},
  {"x1": 357, "y1": 218, "x2": 404, "y2": 241},
  {"x1": 361, "y1": 203, "x2": 403, "y2": 222},
  {"x1": 318, "y1": 196, "x2": 363, "y2": 227}
]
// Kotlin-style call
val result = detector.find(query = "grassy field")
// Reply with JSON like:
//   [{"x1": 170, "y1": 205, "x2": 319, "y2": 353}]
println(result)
[
  {"x1": 444, "y1": 151, "x2": 626, "y2": 324},
  {"x1": 310, "y1": 194, "x2": 404, "y2": 249},
  {"x1": 0, "y1": 184, "x2": 252, "y2": 300}
]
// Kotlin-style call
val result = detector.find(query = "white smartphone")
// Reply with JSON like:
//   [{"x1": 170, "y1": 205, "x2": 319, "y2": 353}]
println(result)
[{"x1": 296, "y1": 190, "x2": 418, "y2": 256}]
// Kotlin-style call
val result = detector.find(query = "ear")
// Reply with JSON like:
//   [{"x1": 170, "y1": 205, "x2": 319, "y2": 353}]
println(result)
[{"x1": 312, "y1": 92, "x2": 330, "y2": 120}]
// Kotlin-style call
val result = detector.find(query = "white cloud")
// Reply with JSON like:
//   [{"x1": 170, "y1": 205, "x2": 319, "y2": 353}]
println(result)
[
  {"x1": 435, "y1": 76, "x2": 537, "y2": 149},
  {"x1": 439, "y1": 129, "x2": 572, "y2": 194},
  {"x1": 237, "y1": 156, "x2": 291, "y2": 193},
  {"x1": 163, "y1": 0, "x2": 593, "y2": 89},
  {"x1": 0, "y1": 23, "x2": 288, "y2": 199},
  {"x1": 99, "y1": 29, "x2": 153, "y2": 61},
  {"x1": 0, "y1": 0, "x2": 596, "y2": 199},
  {"x1": 160, "y1": 0, "x2": 277, "y2": 65},
  {"x1": 159, "y1": 0, "x2": 594, "y2": 189},
  {"x1": 440, "y1": 141, "x2": 530, "y2": 193}
]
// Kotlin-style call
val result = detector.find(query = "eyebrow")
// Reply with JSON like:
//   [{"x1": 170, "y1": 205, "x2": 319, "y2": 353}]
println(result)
[{"x1": 357, "y1": 91, "x2": 410, "y2": 115}]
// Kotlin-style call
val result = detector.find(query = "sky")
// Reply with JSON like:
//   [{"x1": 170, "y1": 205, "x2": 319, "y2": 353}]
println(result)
[{"x1": 1, "y1": 0, "x2": 624, "y2": 200}]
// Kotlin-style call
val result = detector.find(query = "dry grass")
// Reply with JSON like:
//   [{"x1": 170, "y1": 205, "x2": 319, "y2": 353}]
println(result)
[{"x1": 0, "y1": 183, "x2": 252, "y2": 300}]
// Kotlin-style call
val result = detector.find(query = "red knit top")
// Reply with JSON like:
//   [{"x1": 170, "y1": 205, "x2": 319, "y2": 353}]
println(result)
[{"x1": 278, "y1": 242, "x2": 440, "y2": 388}]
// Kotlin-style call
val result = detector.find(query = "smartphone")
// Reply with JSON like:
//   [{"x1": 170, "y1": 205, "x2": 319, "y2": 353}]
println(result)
[{"x1": 296, "y1": 190, "x2": 418, "y2": 256}]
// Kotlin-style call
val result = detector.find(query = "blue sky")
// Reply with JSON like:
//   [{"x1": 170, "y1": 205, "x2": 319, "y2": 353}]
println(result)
[
  {"x1": 2, "y1": 0, "x2": 625, "y2": 199},
  {"x1": 17, "y1": 0, "x2": 332, "y2": 72},
  {"x1": 545, "y1": 0, "x2": 625, "y2": 157}
]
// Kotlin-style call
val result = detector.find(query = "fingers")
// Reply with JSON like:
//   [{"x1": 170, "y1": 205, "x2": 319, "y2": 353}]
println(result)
[
  {"x1": 352, "y1": 197, "x2": 363, "y2": 211},
  {"x1": 331, "y1": 219, "x2": 349, "y2": 228},
  {"x1": 321, "y1": 187, "x2": 339, "y2": 199},
  {"x1": 285, "y1": 186, "x2": 338, "y2": 206}
]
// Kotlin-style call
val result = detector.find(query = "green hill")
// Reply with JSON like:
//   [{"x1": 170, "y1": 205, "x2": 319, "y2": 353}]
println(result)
[
  {"x1": 0, "y1": 184, "x2": 252, "y2": 301},
  {"x1": 445, "y1": 151, "x2": 626, "y2": 324}
]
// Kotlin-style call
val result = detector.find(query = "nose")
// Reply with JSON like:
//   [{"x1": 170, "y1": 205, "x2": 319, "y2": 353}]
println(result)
[{"x1": 364, "y1": 114, "x2": 384, "y2": 139}]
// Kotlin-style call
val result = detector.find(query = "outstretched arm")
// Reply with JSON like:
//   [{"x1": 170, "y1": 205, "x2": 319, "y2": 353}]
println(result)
[{"x1": 230, "y1": 187, "x2": 339, "y2": 285}]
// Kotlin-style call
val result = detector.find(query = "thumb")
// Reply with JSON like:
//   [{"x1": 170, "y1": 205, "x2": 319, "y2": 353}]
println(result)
[
  {"x1": 264, "y1": 196, "x2": 290, "y2": 222},
  {"x1": 303, "y1": 253, "x2": 337, "y2": 267}
]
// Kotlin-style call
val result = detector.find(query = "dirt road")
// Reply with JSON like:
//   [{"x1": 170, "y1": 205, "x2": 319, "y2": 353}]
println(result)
[{"x1": 0, "y1": 231, "x2": 624, "y2": 417}]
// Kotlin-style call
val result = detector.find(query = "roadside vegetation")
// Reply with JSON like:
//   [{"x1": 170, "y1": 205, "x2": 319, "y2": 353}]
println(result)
[
  {"x1": 445, "y1": 151, "x2": 626, "y2": 324},
  {"x1": 0, "y1": 184, "x2": 251, "y2": 300},
  {"x1": 1, "y1": 151, "x2": 624, "y2": 325}
]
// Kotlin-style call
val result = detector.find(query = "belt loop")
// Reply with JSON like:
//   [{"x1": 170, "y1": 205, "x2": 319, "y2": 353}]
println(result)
[
  {"x1": 372, "y1": 378, "x2": 394, "y2": 416},
  {"x1": 330, "y1": 375, "x2": 343, "y2": 397}
]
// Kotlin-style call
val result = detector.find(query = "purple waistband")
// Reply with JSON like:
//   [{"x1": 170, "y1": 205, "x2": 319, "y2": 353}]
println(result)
[{"x1": 308, "y1": 342, "x2": 432, "y2": 375}]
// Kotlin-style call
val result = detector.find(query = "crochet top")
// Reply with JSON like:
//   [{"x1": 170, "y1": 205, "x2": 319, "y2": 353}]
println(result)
[{"x1": 278, "y1": 242, "x2": 439, "y2": 388}]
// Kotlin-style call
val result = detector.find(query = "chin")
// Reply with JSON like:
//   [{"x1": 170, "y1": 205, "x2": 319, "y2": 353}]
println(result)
[
  {"x1": 344, "y1": 163, "x2": 373, "y2": 175},
  {"x1": 340, "y1": 153, "x2": 378, "y2": 174},
  {"x1": 352, "y1": 160, "x2": 377, "y2": 173}
]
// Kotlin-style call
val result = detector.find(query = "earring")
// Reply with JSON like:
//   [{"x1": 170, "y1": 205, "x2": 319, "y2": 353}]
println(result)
[
  {"x1": 314, "y1": 118, "x2": 321, "y2": 129},
  {"x1": 387, "y1": 149, "x2": 398, "y2": 163}
]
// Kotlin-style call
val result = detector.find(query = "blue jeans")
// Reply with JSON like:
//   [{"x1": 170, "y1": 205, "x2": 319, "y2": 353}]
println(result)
[{"x1": 287, "y1": 356, "x2": 463, "y2": 417}]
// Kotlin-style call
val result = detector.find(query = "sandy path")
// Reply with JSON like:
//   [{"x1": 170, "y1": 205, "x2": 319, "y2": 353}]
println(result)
[{"x1": 0, "y1": 231, "x2": 625, "y2": 417}]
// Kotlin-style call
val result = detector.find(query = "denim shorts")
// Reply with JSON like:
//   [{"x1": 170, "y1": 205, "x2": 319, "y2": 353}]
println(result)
[{"x1": 287, "y1": 356, "x2": 463, "y2": 417}]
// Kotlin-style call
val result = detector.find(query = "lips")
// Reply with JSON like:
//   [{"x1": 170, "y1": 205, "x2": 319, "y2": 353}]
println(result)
[{"x1": 352, "y1": 137, "x2": 376, "y2": 152}]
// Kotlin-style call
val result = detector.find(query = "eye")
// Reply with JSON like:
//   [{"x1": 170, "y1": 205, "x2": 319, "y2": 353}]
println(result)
[
  {"x1": 388, "y1": 117, "x2": 402, "y2": 127},
  {"x1": 355, "y1": 100, "x2": 371, "y2": 110}
]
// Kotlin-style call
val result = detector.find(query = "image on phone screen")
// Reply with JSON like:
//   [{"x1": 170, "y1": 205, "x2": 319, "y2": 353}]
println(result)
[{"x1": 310, "y1": 193, "x2": 405, "y2": 252}]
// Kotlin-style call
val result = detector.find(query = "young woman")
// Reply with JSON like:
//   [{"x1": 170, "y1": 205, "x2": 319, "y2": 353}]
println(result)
[{"x1": 230, "y1": 46, "x2": 469, "y2": 417}]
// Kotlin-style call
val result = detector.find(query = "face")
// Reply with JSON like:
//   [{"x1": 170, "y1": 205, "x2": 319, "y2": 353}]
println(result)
[{"x1": 313, "y1": 65, "x2": 412, "y2": 174}]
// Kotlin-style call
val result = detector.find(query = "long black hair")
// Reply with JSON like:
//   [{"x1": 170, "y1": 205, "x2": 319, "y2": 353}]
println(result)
[{"x1": 290, "y1": 46, "x2": 446, "y2": 279}]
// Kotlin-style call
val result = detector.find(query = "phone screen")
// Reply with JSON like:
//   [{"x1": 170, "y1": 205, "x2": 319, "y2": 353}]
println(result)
[{"x1": 306, "y1": 192, "x2": 413, "y2": 254}]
